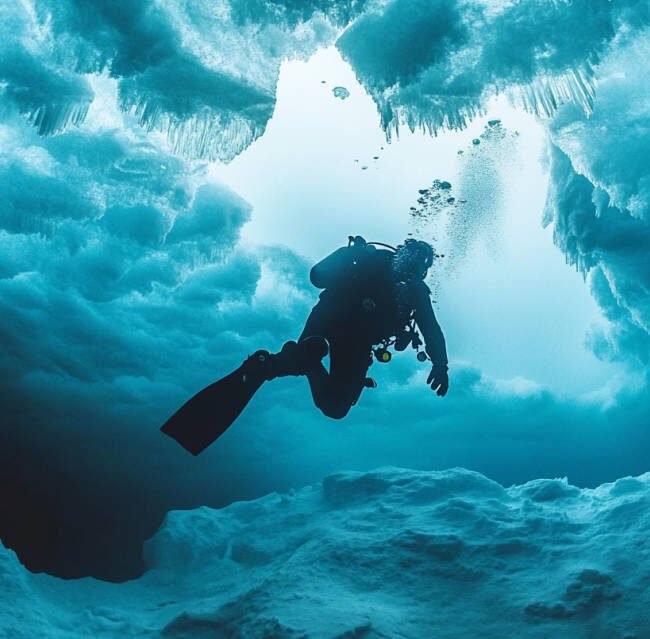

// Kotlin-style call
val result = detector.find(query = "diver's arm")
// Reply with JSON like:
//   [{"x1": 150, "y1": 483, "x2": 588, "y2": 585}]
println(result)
[{"x1": 414, "y1": 284, "x2": 449, "y2": 396}]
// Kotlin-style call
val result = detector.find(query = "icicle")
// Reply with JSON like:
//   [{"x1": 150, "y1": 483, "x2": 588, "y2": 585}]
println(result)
[
  {"x1": 24, "y1": 100, "x2": 91, "y2": 136},
  {"x1": 122, "y1": 96, "x2": 272, "y2": 163},
  {"x1": 380, "y1": 96, "x2": 485, "y2": 141},
  {"x1": 375, "y1": 61, "x2": 596, "y2": 143},
  {"x1": 512, "y1": 62, "x2": 596, "y2": 119}
]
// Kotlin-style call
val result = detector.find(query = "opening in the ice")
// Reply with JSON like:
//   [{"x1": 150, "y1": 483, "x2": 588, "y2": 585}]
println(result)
[{"x1": 217, "y1": 48, "x2": 619, "y2": 398}]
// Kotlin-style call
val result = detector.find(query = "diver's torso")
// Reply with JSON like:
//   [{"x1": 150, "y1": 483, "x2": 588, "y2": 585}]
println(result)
[{"x1": 313, "y1": 250, "x2": 417, "y2": 344}]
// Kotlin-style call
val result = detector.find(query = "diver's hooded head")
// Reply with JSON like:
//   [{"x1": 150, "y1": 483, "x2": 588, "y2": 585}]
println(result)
[{"x1": 392, "y1": 238, "x2": 434, "y2": 282}]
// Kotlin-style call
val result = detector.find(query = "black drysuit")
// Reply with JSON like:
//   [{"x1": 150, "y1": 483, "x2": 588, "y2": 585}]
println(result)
[{"x1": 299, "y1": 244, "x2": 448, "y2": 418}]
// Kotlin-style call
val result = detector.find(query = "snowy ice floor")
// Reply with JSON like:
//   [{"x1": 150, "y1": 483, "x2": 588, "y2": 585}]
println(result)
[{"x1": 2, "y1": 467, "x2": 649, "y2": 638}]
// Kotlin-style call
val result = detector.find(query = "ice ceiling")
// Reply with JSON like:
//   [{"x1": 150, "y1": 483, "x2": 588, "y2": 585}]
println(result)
[
  {"x1": 1, "y1": 0, "x2": 650, "y2": 580},
  {"x1": 3, "y1": 0, "x2": 648, "y2": 367}
]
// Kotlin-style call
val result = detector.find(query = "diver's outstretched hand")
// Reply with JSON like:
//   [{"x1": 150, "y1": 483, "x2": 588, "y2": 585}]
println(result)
[{"x1": 427, "y1": 366, "x2": 449, "y2": 397}]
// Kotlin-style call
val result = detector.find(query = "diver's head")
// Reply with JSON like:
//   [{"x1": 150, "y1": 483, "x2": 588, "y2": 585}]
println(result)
[{"x1": 393, "y1": 238, "x2": 434, "y2": 281}]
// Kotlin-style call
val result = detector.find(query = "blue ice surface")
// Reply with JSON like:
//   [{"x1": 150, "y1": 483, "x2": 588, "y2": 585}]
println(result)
[{"x1": 2, "y1": 466, "x2": 649, "y2": 637}]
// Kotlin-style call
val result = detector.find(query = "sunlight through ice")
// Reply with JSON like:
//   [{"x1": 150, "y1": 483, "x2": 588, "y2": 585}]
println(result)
[{"x1": 215, "y1": 47, "x2": 621, "y2": 398}]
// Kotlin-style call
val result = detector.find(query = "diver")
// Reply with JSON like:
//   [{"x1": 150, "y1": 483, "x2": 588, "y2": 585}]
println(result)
[
  {"x1": 162, "y1": 235, "x2": 450, "y2": 455},
  {"x1": 259, "y1": 235, "x2": 449, "y2": 418}
]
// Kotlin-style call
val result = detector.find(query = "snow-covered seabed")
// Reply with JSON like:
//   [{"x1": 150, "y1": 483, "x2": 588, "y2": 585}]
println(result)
[{"x1": 2, "y1": 467, "x2": 649, "y2": 638}]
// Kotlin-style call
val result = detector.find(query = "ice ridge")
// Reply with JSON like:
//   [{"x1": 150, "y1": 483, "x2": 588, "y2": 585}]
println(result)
[
  {"x1": 337, "y1": 0, "x2": 646, "y2": 140},
  {"x1": 5, "y1": 0, "x2": 644, "y2": 159},
  {"x1": 2, "y1": 466, "x2": 650, "y2": 638}
]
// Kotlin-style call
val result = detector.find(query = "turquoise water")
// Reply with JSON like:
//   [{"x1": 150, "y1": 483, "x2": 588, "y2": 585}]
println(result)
[{"x1": 1, "y1": 2, "x2": 649, "y2": 613}]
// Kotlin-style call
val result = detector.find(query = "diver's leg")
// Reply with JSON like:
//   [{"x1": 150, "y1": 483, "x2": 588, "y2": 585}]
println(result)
[
  {"x1": 244, "y1": 301, "x2": 333, "y2": 381},
  {"x1": 297, "y1": 303, "x2": 333, "y2": 396},
  {"x1": 265, "y1": 336, "x2": 329, "y2": 379},
  {"x1": 304, "y1": 361, "x2": 332, "y2": 410},
  {"x1": 297, "y1": 301, "x2": 372, "y2": 418},
  {"x1": 306, "y1": 341, "x2": 372, "y2": 420}
]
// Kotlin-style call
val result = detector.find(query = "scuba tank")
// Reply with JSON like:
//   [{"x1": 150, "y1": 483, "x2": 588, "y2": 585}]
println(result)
[{"x1": 309, "y1": 236, "x2": 386, "y2": 289}]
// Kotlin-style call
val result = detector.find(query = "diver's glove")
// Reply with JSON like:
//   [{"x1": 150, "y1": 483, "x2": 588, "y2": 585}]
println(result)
[{"x1": 427, "y1": 365, "x2": 449, "y2": 397}]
